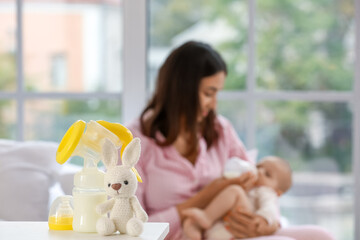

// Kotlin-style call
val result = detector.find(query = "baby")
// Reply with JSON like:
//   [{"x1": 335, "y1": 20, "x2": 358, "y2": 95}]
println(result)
[{"x1": 182, "y1": 156, "x2": 292, "y2": 240}]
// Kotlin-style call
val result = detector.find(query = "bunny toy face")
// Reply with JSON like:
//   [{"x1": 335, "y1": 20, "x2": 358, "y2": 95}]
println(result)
[
  {"x1": 101, "y1": 137, "x2": 141, "y2": 198},
  {"x1": 104, "y1": 166, "x2": 137, "y2": 198}
]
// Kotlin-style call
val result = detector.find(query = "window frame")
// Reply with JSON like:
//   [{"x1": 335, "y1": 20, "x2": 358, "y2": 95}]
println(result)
[{"x1": 353, "y1": 0, "x2": 360, "y2": 236}]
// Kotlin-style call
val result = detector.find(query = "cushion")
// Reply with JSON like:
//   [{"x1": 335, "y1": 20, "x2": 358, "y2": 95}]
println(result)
[{"x1": 0, "y1": 140, "x2": 58, "y2": 221}]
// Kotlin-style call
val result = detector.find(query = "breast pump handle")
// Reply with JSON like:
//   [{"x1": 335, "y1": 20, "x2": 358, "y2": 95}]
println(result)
[
  {"x1": 56, "y1": 120, "x2": 142, "y2": 182},
  {"x1": 96, "y1": 120, "x2": 142, "y2": 182}
]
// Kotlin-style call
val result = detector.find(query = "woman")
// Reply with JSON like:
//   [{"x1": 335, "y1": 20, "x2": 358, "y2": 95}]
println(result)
[{"x1": 127, "y1": 41, "x2": 334, "y2": 240}]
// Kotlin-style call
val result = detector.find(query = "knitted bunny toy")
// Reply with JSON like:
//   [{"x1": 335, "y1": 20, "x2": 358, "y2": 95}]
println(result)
[{"x1": 96, "y1": 138, "x2": 148, "y2": 236}]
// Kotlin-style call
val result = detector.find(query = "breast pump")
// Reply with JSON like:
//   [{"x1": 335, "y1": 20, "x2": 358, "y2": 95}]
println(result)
[{"x1": 55, "y1": 120, "x2": 141, "y2": 232}]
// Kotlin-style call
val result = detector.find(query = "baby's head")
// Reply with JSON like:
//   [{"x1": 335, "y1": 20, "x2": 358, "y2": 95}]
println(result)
[{"x1": 255, "y1": 156, "x2": 292, "y2": 196}]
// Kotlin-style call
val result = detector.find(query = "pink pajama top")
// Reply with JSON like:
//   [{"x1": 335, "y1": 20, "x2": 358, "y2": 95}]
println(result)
[{"x1": 127, "y1": 115, "x2": 250, "y2": 239}]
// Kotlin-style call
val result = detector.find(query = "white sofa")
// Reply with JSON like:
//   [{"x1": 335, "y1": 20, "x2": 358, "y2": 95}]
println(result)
[{"x1": 0, "y1": 140, "x2": 80, "y2": 221}]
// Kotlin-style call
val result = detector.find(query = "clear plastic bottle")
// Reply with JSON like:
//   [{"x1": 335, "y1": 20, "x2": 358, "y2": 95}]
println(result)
[{"x1": 71, "y1": 150, "x2": 107, "y2": 232}]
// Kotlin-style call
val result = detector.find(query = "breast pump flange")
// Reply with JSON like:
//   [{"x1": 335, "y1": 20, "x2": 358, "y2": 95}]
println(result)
[{"x1": 55, "y1": 120, "x2": 141, "y2": 233}]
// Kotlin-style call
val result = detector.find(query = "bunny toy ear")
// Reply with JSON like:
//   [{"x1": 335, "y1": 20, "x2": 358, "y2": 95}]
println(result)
[
  {"x1": 102, "y1": 138, "x2": 119, "y2": 169},
  {"x1": 121, "y1": 137, "x2": 141, "y2": 168}
]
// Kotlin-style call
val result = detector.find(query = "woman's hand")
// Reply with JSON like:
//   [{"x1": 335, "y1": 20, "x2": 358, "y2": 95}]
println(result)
[
  {"x1": 229, "y1": 171, "x2": 257, "y2": 191},
  {"x1": 255, "y1": 215, "x2": 279, "y2": 235},
  {"x1": 223, "y1": 209, "x2": 279, "y2": 238}
]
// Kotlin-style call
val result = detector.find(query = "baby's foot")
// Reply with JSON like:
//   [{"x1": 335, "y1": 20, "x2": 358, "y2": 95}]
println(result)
[
  {"x1": 182, "y1": 208, "x2": 212, "y2": 229},
  {"x1": 183, "y1": 217, "x2": 202, "y2": 240}
]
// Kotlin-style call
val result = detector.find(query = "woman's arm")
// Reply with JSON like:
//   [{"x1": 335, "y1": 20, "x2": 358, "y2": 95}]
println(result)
[{"x1": 176, "y1": 171, "x2": 257, "y2": 222}]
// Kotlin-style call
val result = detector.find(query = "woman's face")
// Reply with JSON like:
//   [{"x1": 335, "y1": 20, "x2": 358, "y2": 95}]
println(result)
[{"x1": 198, "y1": 71, "x2": 225, "y2": 122}]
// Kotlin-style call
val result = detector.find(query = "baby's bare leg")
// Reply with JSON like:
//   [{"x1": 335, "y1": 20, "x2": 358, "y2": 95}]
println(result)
[
  {"x1": 204, "y1": 184, "x2": 251, "y2": 224},
  {"x1": 183, "y1": 185, "x2": 252, "y2": 230},
  {"x1": 183, "y1": 216, "x2": 202, "y2": 240}
]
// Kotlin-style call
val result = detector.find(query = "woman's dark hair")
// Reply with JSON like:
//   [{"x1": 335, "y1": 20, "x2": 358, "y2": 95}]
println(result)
[{"x1": 140, "y1": 41, "x2": 227, "y2": 156}]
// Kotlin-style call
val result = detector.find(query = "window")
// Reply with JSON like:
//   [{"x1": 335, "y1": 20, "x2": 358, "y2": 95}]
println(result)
[
  {"x1": 0, "y1": 0, "x2": 123, "y2": 141},
  {"x1": 1, "y1": 0, "x2": 359, "y2": 239},
  {"x1": 51, "y1": 53, "x2": 67, "y2": 88},
  {"x1": 148, "y1": 0, "x2": 359, "y2": 239}
]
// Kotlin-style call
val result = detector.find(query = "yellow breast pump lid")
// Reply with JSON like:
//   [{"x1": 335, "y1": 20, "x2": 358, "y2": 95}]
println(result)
[
  {"x1": 56, "y1": 120, "x2": 86, "y2": 165},
  {"x1": 56, "y1": 120, "x2": 142, "y2": 182}
]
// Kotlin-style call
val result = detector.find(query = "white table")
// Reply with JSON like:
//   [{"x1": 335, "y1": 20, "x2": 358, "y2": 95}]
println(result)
[{"x1": 0, "y1": 221, "x2": 169, "y2": 240}]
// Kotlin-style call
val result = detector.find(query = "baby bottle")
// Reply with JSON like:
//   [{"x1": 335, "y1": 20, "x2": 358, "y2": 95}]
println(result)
[
  {"x1": 56, "y1": 120, "x2": 125, "y2": 232},
  {"x1": 48, "y1": 195, "x2": 74, "y2": 230},
  {"x1": 224, "y1": 157, "x2": 257, "y2": 179}
]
